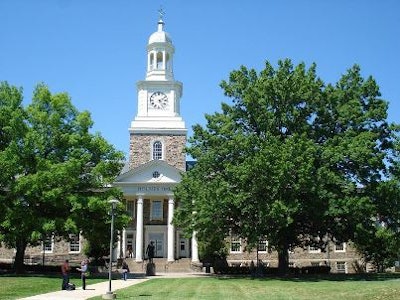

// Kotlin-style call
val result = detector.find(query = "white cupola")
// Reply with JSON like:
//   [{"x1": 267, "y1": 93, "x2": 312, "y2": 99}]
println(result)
[
  {"x1": 146, "y1": 17, "x2": 175, "y2": 81},
  {"x1": 131, "y1": 12, "x2": 186, "y2": 135}
]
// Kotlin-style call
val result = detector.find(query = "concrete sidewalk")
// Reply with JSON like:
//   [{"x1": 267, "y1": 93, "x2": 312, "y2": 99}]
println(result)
[{"x1": 18, "y1": 272, "x2": 206, "y2": 300}]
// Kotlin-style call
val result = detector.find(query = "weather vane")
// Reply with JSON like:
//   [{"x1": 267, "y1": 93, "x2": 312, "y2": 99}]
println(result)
[{"x1": 158, "y1": 7, "x2": 165, "y2": 21}]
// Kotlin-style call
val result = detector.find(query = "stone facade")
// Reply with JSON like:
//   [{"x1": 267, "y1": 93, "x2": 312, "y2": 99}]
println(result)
[
  {"x1": 226, "y1": 241, "x2": 362, "y2": 273},
  {"x1": 129, "y1": 133, "x2": 186, "y2": 171},
  {"x1": 0, "y1": 238, "x2": 86, "y2": 265}
]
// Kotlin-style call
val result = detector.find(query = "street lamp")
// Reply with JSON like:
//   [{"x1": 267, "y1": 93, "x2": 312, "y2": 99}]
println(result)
[{"x1": 103, "y1": 199, "x2": 119, "y2": 300}]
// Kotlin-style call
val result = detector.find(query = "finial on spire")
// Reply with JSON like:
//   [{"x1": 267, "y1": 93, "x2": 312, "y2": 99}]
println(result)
[
  {"x1": 158, "y1": 7, "x2": 165, "y2": 21},
  {"x1": 157, "y1": 6, "x2": 165, "y2": 32}
]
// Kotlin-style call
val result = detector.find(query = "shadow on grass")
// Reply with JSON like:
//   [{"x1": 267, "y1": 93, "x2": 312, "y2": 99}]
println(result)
[{"x1": 215, "y1": 273, "x2": 400, "y2": 282}]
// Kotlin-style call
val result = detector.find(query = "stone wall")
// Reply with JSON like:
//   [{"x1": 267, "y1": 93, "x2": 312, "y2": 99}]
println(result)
[
  {"x1": 129, "y1": 133, "x2": 186, "y2": 171},
  {"x1": 0, "y1": 238, "x2": 87, "y2": 265},
  {"x1": 226, "y1": 241, "x2": 362, "y2": 273}
]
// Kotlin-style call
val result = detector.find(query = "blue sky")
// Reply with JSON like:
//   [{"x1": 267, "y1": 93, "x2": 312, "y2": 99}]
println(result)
[{"x1": 1, "y1": 0, "x2": 399, "y2": 158}]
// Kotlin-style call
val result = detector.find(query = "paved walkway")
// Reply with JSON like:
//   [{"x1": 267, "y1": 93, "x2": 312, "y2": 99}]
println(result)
[{"x1": 18, "y1": 272, "x2": 206, "y2": 300}]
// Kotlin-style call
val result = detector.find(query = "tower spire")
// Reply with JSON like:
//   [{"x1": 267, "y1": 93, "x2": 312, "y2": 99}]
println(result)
[{"x1": 158, "y1": 7, "x2": 165, "y2": 31}]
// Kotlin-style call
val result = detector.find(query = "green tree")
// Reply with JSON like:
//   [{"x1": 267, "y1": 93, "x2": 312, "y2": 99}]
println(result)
[
  {"x1": 354, "y1": 144, "x2": 400, "y2": 271},
  {"x1": 174, "y1": 60, "x2": 398, "y2": 274},
  {"x1": 0, "y1": 82, "x2": 127, "y2": 273}
]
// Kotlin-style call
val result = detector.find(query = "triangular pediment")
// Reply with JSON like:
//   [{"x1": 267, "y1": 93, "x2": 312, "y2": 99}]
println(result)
[{"x1": 114, "y1": 160, "x2": 182, "y2": 185}]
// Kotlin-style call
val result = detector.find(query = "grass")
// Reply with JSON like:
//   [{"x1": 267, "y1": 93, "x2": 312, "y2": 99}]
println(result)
[
  {"x1": 87, "y1": 275, "x2": 400, "y2": 300},
  {"x1": 0, "y1": 274, "x2": 105, "y2": 300},
  {"x1": 1, "y1": 273, "x2": 400, "y2": 300}
]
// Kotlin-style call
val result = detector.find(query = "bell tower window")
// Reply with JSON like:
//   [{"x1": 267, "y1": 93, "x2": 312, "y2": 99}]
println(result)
[
  {"x1": 156, "y1": 51, "x2": 163, "y2": 69},
  {"x1": 166, "y1": 53, "x2": 170, "y2": 70},
  {"x1": 149, "y1": 52, "x2": 155, "y2": 70},
  {"x1": 153, "y1": 141, "x2": 163, "y2": 160}
]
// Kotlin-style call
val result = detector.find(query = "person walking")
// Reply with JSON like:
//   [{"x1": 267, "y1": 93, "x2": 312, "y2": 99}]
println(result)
[
  {"x1": 127, "y1": 245, "x2": 133, "y2": 258},
  {"x1": 77, "y1": 259, "x2": 88, "y2": 290},
  {"x1": 121, "y1": 259, "x2": 130, "y2": 280},
  {"x1": 61, "y1": 259, "x2": 70, "y2": 290}
]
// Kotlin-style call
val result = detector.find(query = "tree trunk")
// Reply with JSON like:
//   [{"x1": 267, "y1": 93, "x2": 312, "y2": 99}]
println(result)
[
  {"x1": 13, "y1": 239, "x2": 27, "y2": 274},
  {"x1": 277, "y1": 240, "x2": 289, "y2": 275}
]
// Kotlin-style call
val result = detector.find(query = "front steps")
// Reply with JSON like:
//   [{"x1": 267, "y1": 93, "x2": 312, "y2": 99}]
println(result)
[{"x1": 125, "y1": 257, "x2": 196, "y2": 274}]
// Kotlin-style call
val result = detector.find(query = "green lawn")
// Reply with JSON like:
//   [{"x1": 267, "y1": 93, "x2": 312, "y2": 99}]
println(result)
[
  {"x1": 2, "y1": 274, "x2": 400, "y2": 300},
  {"x1": 88, "y1": 276, "x2": 400, "y2": 300},
  {"x1": 0, "y1": 275, "x2": 105, "y2": 300}
]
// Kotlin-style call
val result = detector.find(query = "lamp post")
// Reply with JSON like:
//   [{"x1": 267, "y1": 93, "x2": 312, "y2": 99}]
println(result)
[{"x1": 103, "y1": 199, "x2": 119, "y2": 300}]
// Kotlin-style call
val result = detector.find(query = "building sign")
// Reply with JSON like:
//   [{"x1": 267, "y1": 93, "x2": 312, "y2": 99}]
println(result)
[{"x1": 137, "y1": 185, "x2": 173, "y2": 192}]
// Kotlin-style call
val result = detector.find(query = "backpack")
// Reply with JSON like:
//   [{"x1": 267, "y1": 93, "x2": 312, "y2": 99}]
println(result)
[{"x1": 65, "y1": 283, "x2": 76, "y2": 291}]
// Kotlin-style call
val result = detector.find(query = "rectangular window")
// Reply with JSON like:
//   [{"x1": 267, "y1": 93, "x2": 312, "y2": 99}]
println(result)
[
  {"x1": 43, "y1": 235, "x2": 53, "y2": 253},
  {"x1": 334, "y1": 242, "x2": 346, "y2": 252},
  {"x1": 151, "y1": 200, "x2": 163, "y2": 220},
  {"x1": 336, "y1": 261, "x2": 347, "y2": 273},
  {"x1": 308, "y1": 246, "x2": 321, "y2": 253},
  {"x1": 230, "y1": 237, "x2": 242, "y2": 253},
  {"x1": 257, "y1": 240, "x2": 268, "y2": 252},
  {"x1": 69, "y1": 234, "x2": 80, "y2": 253},
  {"x1": 127, "y1": 200, "x2": 135, "y2": 219},
  {"x1": 311, "y1": 262, "x2": 321, "y2": 267}
]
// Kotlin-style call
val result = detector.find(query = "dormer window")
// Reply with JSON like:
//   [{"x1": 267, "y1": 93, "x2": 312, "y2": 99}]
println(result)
[{"x1": 153, "y1": 141, "x2": 163, "y2": 160}]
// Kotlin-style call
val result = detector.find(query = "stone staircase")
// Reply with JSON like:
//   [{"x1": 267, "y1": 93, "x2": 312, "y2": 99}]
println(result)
[{"x1": 126, "y1": 258, "x2": 196, "y2": 274}]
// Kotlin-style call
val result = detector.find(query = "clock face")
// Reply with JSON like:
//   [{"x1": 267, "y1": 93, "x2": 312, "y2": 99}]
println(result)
[{"x1": 149, "y1": 92, "x2": 168, "y2": 109}]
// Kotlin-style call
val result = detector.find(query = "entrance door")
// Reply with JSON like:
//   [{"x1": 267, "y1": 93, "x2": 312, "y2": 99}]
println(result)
[
  {"x1": 148, "y1": 233, "x2": 164, "y2": 258},
  {"x1": 126, "y1": 233, "x2": 134, "y2": 258},
  {"x1": 179, "y1": 236, "x2": 188, "y2": 258}
]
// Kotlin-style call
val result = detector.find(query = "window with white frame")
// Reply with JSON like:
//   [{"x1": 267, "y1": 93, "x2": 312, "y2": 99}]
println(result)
[
  {"x1": 230, "y1": 237, "x2": 242, "y2": 253},
  {"x1": 257, "y1": 240, "x2": 268, "y2": 252},
  {"x1": 69, "y1": 234, "x2": 80, "y2": 253},
  {"x1": 127, "y1": 200, "x2": 135, "y2": 219},
  {"x1": 311, "y1": 261, "x2": 321, "y2": 267},
  {"x1": 308, "y1": 245, "x2": 321, "y2": 253},
  {"x1": 152, "y1": 141, "x2": 163, "y2": 160},
  {"x1": 334, "y1": 242, "x2": 346, "y2": 252},
  {"x1": 336, "y1": 261, "x2": 347, "y2": 273},
  {"x1": 43, "y1": 235, "x2": 54, "y2": 253},
  {"x1": 151, "y1": 200, "x2": 163, "y2": 220}
]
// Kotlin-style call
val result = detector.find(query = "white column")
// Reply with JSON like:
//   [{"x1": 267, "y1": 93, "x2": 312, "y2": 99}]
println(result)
[
  {"x1": 167, "y1": 196, "x2": 175, "y2": 262},
  {"x1": 116, "y1": 230, "x2": 123, "y2": 259},
  {"x1": 122, "y1": 228, "x2": 126, "y2": 258},
  {"x1": 135, "y1": 195, "x2": 144, "y2": 262},
  {"x1": 192, "y1": 231, "x2": 199, "y2": 262}
]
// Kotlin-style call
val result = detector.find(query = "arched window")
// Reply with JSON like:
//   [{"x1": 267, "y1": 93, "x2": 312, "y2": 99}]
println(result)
[
  {"x1": 149, "y1": 53, "x2": 155, "y2": 70},
  {"x1": 156, "y1": 52, "x2": 163, "y2": 69},
  {"x1": 153, "y1": 141, "x2": 163, "y2": 160}
]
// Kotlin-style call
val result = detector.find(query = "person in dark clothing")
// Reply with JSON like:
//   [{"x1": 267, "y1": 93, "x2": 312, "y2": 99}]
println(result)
[
  {"x1": 121, "y1": 259, "x2": 130, "y2": 280},
  {"x1": 146, "y1": 241, "x2": 155, "y2": 263}
]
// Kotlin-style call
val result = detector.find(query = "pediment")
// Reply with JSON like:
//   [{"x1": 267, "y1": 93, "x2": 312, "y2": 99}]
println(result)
[{"x1": 114, "y1": 160, "x2": 183, "y2": 184}]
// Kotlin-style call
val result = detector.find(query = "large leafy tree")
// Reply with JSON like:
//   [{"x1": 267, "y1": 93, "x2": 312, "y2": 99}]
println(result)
[
  {"x1": 0, "y1": 82, "x2": 128, "y2": 273},
  {"x1": 174, "y1": 59, "x2": 398, "y2": 273}
]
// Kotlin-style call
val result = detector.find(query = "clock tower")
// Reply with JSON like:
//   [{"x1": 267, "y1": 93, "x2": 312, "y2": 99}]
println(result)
[
  {"x1": 115, "y1": 12, "x2": 199, "y2": 265},
  {"x1": 129, "y1": 15, "x2": 186, "y2": 171}
]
